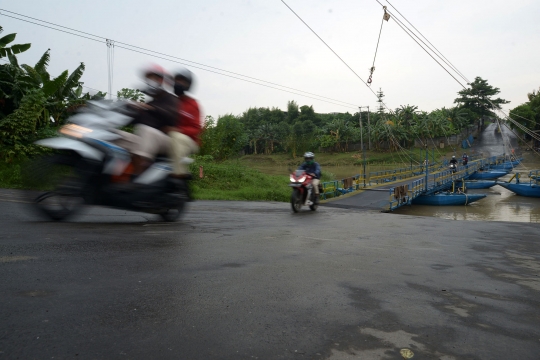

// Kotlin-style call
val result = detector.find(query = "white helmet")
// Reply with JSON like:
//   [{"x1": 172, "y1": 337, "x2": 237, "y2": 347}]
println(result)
[{"x1": 304, "y1": 152, "x2": 315, "y2": 160}]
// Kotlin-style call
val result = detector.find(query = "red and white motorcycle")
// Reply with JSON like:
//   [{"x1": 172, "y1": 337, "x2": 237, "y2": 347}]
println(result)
[{"x1": 289, "y1": 169, "x2": 319, "y2": 213}]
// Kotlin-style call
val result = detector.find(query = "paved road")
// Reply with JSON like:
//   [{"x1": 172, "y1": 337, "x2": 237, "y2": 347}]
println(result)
[
  {"x1": 1, "y1": 190, "x2": 539, "y2": 359},
  {"x1": 474, "y1": 122, "x2": 519, "y2": 158}
]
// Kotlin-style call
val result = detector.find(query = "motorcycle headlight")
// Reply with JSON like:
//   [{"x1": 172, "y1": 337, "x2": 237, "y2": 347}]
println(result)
[
  {"x1": 60, "y1": 124, "x2": 93, "y2": 138},
  {"x1": 298, "y1": 176, "x2": 307, "y2": 182},
  {"x1": 290, "y1": 176, "x2": 296, "y2": 182}
]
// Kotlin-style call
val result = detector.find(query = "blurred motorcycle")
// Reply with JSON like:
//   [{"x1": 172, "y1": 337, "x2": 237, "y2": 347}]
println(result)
[{"x1": 30, "y1": 100, "x2": 189, "y2": 222}]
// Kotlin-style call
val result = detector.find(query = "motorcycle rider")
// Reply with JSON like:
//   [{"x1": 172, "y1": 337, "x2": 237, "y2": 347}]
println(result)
[
  {"x1": 449, "y1": 155, "x2": 458, "y2": 172},
  {"x1": 120, "y1": 64, "x2": 178, "y2": 175},
  {"x1": 298, "y1": 152, "x2": 321, "y2": 205},
  {"x1": 462, "y1": 153, "x2": 469, "y2": 166},
  {"x1": 165, "y1": 68, "x2": 202, "y2": 178}
]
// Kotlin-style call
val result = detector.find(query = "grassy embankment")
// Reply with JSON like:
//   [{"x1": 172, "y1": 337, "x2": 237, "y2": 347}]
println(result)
[
  {"x1": 239, "y1": 151, "x2": 412, "y2": 167},
  {"x1": 0, "y1": 158, "x2": 292, "y2": 202},
  {"x1": 0, "y1": 149, "x2": 456, "y2": 202}
]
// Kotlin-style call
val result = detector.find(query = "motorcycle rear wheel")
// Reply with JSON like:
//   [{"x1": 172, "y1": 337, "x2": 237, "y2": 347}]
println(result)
[{"x1": 291, "y1": 190, "x2": 302, "y2": 213}]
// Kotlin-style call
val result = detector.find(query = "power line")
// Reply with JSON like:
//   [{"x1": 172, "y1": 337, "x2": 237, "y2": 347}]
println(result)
[
  {"x1": 377, "y1": 5, "x2": 468, "y2": 90},
  {"x1": 279, "y1": 0, "x2": 421, "y2": 163},
  {"x1": 384, "y1": 0, "x2": 470, "y2": 84},
  {"x1": 280, "y1": 0, "x2": 372, "y2": 91},
  {"x1": 0, "y1": 8, "x2": 360, "y2": 109}
]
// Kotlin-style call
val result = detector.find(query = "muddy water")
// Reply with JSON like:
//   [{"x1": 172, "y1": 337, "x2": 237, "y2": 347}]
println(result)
[
  {"x1": 395, "y1": 123, "x2": 540, "y2": 223},
  {"x1": 394, "y1": 179, "x2": 540, "y2": 223}
]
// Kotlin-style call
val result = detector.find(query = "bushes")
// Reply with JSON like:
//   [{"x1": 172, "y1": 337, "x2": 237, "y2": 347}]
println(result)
[
  {"x1": 0, "y1": 89, "x2": 52, "y2": 162},
  {"x1": 189, "y1": 157, "x2": 290, "y2": 201},
  {"x1": 199, "y1": 115, "x2": 248, "y2": 160}
]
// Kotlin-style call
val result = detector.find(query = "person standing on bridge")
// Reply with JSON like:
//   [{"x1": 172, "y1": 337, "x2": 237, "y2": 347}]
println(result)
[{"x1": 298, "y1": 152, "x2": 321, "y2": 205}]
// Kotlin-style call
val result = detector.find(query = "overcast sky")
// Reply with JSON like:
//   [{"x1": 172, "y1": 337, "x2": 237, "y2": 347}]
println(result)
[{"x1": 2, "y1": 0, "x2": 539, "y2": 118}]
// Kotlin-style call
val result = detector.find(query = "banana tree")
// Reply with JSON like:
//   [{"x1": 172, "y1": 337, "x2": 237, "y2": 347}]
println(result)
[
  {"x1": 20, "y1": 50, "x2": 86, "y2": 125},
  {"x1": 0, "y1": 26, "x2": 31, "y2": 58}
]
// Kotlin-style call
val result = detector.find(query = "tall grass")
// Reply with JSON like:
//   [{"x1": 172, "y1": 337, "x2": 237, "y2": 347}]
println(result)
[
  {"x1": 189, "y1": 160, "x2": 290, "y2": 202},
  {"x1": 0, "y1": 158, "x2": 292, "y2": 202},
  {"x1": 0, "y1": 161, "x2": 24, "y2": 189}
]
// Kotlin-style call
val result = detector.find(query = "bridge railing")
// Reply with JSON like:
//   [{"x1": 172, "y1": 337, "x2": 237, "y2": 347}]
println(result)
[
  {"x1": 388, "y1": 161, "x2": 485, "y2": 209},
  {"x1": 368, "y1": 163, "x2": 442, "y2": 185},
  {"x1": 388, "y1": 177, "x2": 427, "y2": 211},
  {"x1": 320, "y1": 174, "x2": 363, "y2": 199}
]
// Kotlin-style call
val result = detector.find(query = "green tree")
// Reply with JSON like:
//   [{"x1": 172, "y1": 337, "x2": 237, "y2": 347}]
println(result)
[
  {"x1": 454, "y1": 77, "x2": 509, "y2": 119},
  {"x1": 0, "y1": 89, "x2": 47, "y2": 161},
  {"x1": 117, "y1": 88, "x2": 145, "y2": 102},
  {"x1": 509, "y1": 87, "x2": 540, "y2": 138},
  {"x1": 212, "y1": 114, "x2": 248, "y2": 160},
  {"x1": 286, "y1": 100, "x2": 299, "y2": 123}
]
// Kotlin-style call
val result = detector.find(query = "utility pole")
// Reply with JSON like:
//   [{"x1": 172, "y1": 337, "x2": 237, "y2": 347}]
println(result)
[
  {"x1": 367, "y1": 106, "x2": 371, "y2": 150},
  {"x1": 359, "y1": 107, "x2": 366, "y2": 187}
]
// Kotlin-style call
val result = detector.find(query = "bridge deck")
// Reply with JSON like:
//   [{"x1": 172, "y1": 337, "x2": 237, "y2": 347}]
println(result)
[{"x1": 322, "y1": 160, "x2": 488, "y2": 211}]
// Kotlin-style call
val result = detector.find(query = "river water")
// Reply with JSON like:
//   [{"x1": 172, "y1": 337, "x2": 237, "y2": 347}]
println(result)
[{"x1": 395, "y1": 123, "x2": 540, "y2": 223}]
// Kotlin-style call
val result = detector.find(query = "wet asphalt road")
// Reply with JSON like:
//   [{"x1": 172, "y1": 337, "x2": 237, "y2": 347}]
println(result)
[{"x1": 0, "y1": 190, "x2": 539, "y2": 359}]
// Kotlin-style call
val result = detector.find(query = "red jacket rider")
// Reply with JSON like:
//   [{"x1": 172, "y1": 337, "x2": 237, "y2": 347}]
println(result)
[{"x1": 177, "y1": 95, "x2": 201, "y2": 145}]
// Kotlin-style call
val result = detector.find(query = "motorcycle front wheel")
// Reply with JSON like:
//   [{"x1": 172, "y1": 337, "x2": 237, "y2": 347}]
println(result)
[
  {"x1": 291, "y1": 190, "x2": 302, "y2": 213},
  {"x1": 30, "y1": 155, "x2": 86, "y2": 221},
  {"x1": 34, "y1": 191, "x2": 85, "y2": 221}
]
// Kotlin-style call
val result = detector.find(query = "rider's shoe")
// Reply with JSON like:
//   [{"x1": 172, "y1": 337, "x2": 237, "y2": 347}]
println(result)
[{"x1": 306, "y1": 200, "x2": 313, "y2": 206}]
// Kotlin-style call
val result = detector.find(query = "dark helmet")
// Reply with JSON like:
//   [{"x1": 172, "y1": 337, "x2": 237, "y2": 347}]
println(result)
[{"x1": 173, "y1": 67, "x2": 193, "y2": 91}]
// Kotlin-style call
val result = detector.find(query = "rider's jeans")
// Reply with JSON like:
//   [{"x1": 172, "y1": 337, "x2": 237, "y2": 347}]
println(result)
[
  {"x1": 114, "y1": 125, "x2": 171, "y2": 160},
  {"x1": 133, "y1": 125, "x2": 171, "y2": 160},
  {"x1": 312, "y1": 179, "x2": 320, "y2": 194},
  {"x1": 168, "y1": 131, "x2": 199, "y2": 175}
]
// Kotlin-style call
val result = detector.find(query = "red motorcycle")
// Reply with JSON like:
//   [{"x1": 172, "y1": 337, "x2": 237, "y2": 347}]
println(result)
[{"x1": 289, "y1": 169, "x2": 319, "y2": 213}]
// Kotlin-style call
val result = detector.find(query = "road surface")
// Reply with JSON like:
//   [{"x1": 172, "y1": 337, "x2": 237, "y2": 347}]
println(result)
[{"x1": 0, "y1": 189, "x2": 539, "y2": 359}]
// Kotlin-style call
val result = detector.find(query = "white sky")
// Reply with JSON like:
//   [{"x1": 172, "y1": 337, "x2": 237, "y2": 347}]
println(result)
[{"x1": 2, "y1": 0, "x2": 539, "y2": 118}]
